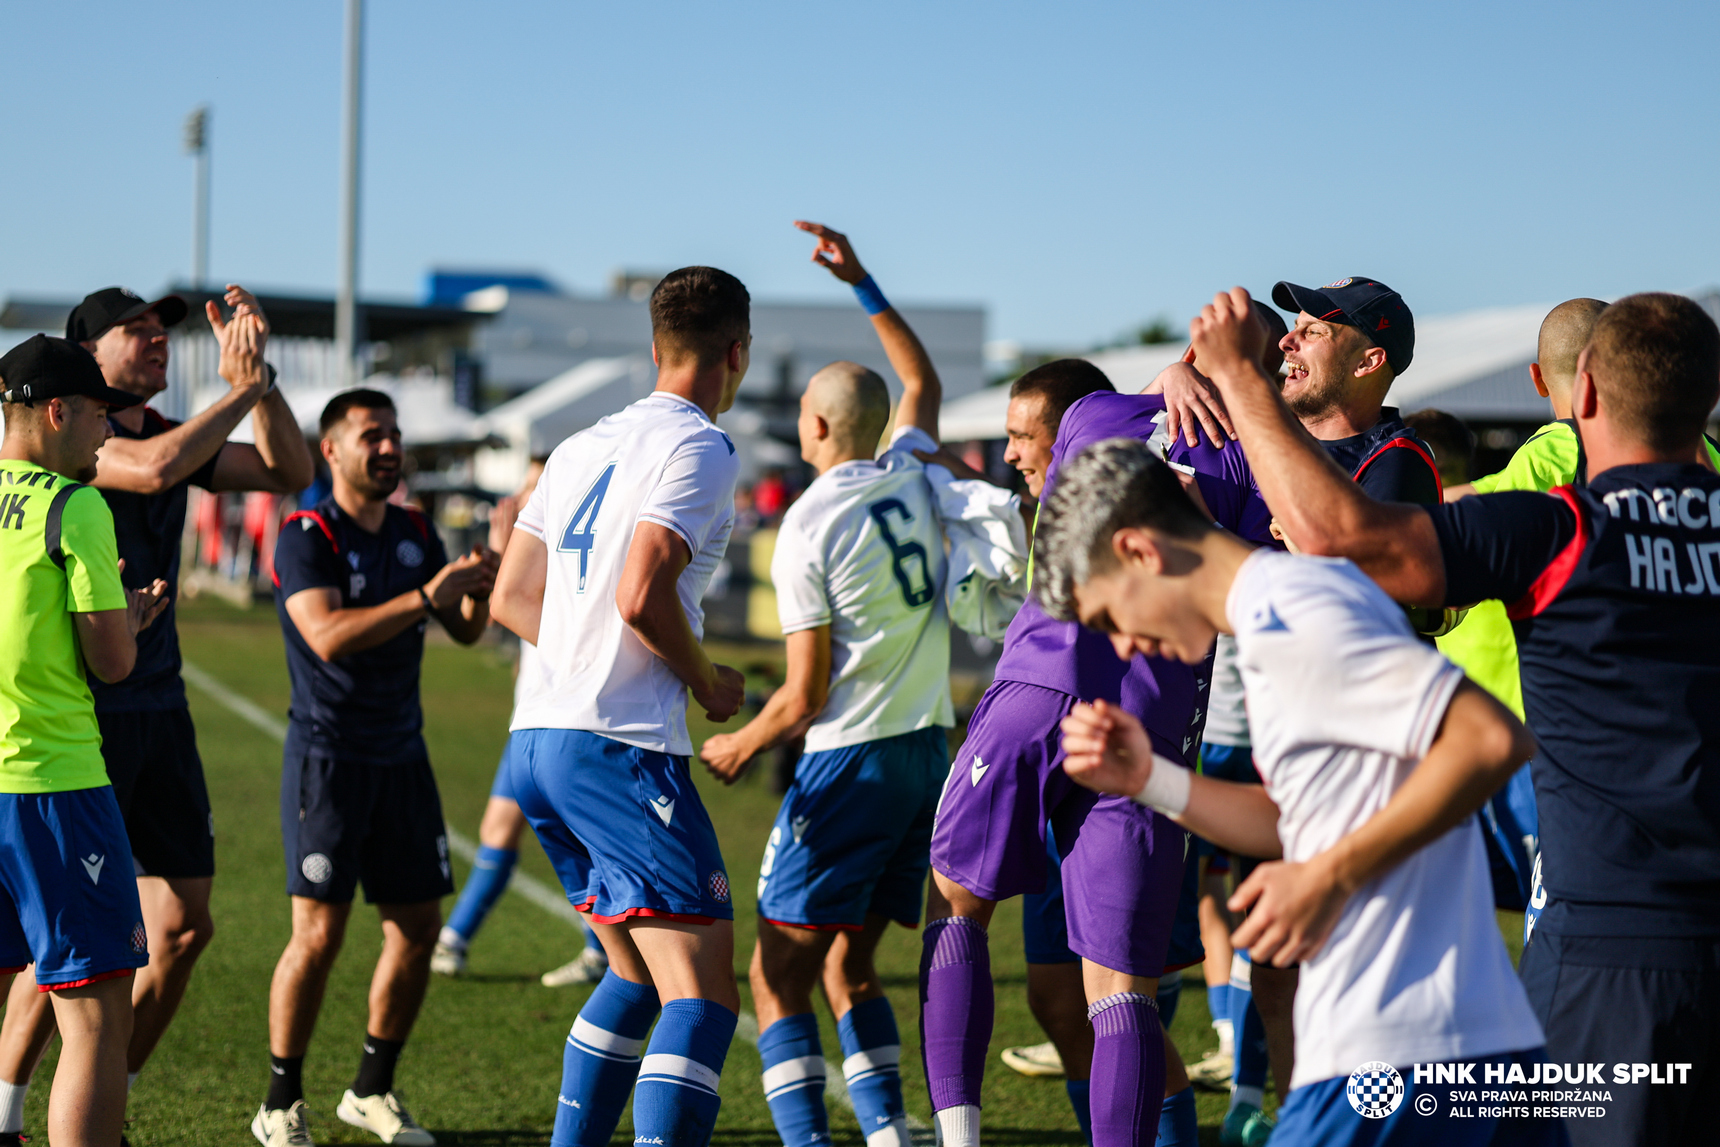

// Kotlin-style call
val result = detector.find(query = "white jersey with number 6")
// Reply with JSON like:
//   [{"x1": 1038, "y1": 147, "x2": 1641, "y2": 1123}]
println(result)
[
  {"x1": 511, "y1": 392, "x2": 739, "y2": 755},
  {"x1": 772, "y1": 426, "x2": 953, "y2": 751}
]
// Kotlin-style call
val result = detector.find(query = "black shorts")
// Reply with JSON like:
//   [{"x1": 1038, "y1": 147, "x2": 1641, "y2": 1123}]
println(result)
[
  {"x1": 281, "y1": 748, "x2": 454, "y2": 905},
  {"x1": 99, "y1": 707, "x2": 216, "y2": 880},
  {"x1": 1519, "y1": 930, "x2": 1720, "y2": 1147}
]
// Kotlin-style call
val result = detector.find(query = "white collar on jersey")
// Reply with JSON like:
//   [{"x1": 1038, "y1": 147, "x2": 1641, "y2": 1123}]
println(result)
[{"x1": 642, "y1": 390, "x2": 711, "y2": 422}]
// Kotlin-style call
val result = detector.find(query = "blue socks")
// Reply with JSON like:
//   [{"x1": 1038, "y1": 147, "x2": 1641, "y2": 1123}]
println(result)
[
  {"x1": 443, "y1": 845, "x2": 518, "y2": 947},
  {"x1": 634, "y1": 998, "x2": 737, "y2": 1146},
  {"x1": 1206, "y1": 982, "x2": 1232, "y2": 1037},
  {"x1": 1229, "y1": 951, "x2": 1268, "y2": 1109},
  {"x1": 838, "y1": 997, "x2": 910, "y2": 1146},
  {"x1": 1155, "y1": 1086, "x2": 1197, "y2": 1146},
  {"x1": 1065, "y1": 1078, "x2": 1093, "y2": 1145},
  {"x1": 553, "y1": 971, "x2": 659, "y2": 1146},
  {"x1": 758, "y1": 1013, "x2": 830, "y2": 1146}
]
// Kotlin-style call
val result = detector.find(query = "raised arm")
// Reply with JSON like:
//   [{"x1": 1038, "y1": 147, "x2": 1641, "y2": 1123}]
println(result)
[
  {"x1": 94, "y1": 286, "x2": 271, "y2": 495},
  {"x1": 1189, "y1": 288, "x2": 1447, "y2": 606},
  {"x1": 615, "y1": 522, "x2": 745, "y2": 722},
  {"x1": 698, "y1": 626, "x2": 832, "y2": 783},
  {"x1": 795, "y1": 220, "x2": 941, "y2": 442},
  {"x1": 1229, "y1": 679, "x2": 1534, "y2": 966}
]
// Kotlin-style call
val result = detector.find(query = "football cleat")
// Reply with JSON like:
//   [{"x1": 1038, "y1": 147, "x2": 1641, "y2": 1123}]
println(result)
[
  {"x1": 541, "y1": 946, "x2": 608, "y2": 987},
  {"x1": 336, "y1": 1090, "x2": 434, "y2": 1146},
  {"x1": 1187, "y1": 1048, "x2": 1235, "y2": 1091},
  {"x1": 428, "y1": 942, "x2": 467, "y2": 978},
  {"x1": 1220, "y1": 1102, "x2": 1275, "y2": 1147},
  {"x1": 251, "y1": 1101, "x2": 315, "y2": 1147},
  {"x1": 999, "y1": 1040, "x2": 1065, "y2": 1078}
]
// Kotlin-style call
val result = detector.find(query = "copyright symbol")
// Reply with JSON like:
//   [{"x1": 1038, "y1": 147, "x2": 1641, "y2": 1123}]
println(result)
[{"x1": 1414, "y1": 1093, "x2": 1438, "y2": 1116}]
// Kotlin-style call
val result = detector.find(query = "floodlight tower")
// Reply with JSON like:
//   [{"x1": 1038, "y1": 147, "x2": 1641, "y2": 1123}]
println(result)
[
  {"x1": 335, "y1": 0, "x2": 364, "y2": 384},
  {"x1": 184, "y1": 106, "x2": 210, "y2": 288}
]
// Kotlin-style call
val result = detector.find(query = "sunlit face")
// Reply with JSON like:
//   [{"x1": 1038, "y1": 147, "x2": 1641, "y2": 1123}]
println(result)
[
  {"x1": 323, "y1": 404, "x2": 402, "y2": 501},
  {"x1": 1278, "y1": 311, "x2": 1370, "y2": 420},
  {"x1": 61, "y1": 395, "x2": 116, "y2": 483},
  {"x1": 86, "y1": 311, "x2": 169, "y2": 398},
  {"x1": 1004, "y1": 394, "x2": 1056, "y2": 498},
  {"x1": 1071, "y1": 545, "x2": 1218, "y2": 666}
]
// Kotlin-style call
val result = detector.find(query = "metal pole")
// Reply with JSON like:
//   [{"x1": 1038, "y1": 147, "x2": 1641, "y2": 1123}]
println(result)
[
  {"x1": 184, "y1": 107, "x2": 210, "y2": 287},
  {"x1": 335, "y1": 0, "x2": 364, "y2": 385}
]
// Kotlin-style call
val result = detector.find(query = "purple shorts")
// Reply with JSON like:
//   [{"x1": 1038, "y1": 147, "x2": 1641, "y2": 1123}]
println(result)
[{"x1": 929, "y1": 679, "x2": 1188, "y2": 977}]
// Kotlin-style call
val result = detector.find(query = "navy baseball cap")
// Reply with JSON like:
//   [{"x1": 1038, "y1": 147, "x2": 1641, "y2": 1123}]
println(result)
[
  {"x1": 65, "y1": 287, "x2": 189, "y2": 344},
  {"x1": 0, "y1": 334, "x2": 144, "y2": 409},
  {"x1": 1272, "y1": 277, "x2": 1414, "y2": 376}
]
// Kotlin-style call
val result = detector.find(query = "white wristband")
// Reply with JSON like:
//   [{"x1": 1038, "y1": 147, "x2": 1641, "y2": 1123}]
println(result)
[{"x1": 1131, "y1": 755, "x2": 1192, "y2": 817}]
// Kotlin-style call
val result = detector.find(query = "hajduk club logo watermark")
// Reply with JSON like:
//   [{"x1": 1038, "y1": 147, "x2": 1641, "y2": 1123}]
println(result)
[{"x1": 1347, "y1": 1061, "x2": 1406, "y2": 1119}]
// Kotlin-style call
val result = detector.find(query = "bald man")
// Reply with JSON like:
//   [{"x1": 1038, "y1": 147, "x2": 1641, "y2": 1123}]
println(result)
[{"x1": 699, "y1": 224, "x2": 949, "y2": 1147}]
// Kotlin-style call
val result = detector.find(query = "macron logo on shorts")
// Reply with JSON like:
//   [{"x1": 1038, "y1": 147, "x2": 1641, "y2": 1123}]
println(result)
[
  {"x1": 81, "y1": 853, "x2": 105, "y2": 884},
  {"x1": 650, "y1": 795, "x2": 675, "y2": 826},
  {"x1": 970, "y1": 755, "x2": 989, "y2": 787}
]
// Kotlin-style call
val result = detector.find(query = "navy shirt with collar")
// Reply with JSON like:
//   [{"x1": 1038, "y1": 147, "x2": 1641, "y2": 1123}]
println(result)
[
  {"x1": 1430, "y1": 463, "x2": 1720, "y2": 938},
  {"x1": 273, "y1": 496, "x2": 448, "y2": 765},
  {"x1": 1318, "y1": 406, "x2": 1442, "y2": 505},
  {"x1": 89, "y1": 410, "x2": 222, "y2": 713}
]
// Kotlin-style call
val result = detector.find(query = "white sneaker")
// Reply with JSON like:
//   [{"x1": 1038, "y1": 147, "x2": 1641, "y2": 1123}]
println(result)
[
  {"x1": 1187, "y1": 1047, "x2": 1235, "y2": 1091},
  {"x1": 336, "y1": 1090, "x2": 435, "y2": 1146},
  {"x1": 252, "y1": 1100, "x2": 315, "y2": 1147},
  {"x1": 999, "y1": 1040, "x2": 1065, "y2": 1078},
  {"x1": 429, "y1": 941, "x2": 467, "y2": 977},
  {"x1": 541, "y1": 946, "x2": 608, "y2": 987}
]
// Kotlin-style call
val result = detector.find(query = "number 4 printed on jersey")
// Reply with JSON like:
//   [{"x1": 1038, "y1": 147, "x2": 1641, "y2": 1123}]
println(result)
[{"x1": 558, "y1": 462, "x2": 616, "y2": 592}]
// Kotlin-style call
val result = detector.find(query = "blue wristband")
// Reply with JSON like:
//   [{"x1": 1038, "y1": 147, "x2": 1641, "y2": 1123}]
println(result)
[{"x1": 852, "y1": 274, "x2": 890, "y2": 316}]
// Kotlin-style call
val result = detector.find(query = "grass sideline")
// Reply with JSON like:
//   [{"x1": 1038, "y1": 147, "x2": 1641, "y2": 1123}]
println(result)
[{"x1": 10, "y1": 595, "x2": 1527, "y2": 1144}]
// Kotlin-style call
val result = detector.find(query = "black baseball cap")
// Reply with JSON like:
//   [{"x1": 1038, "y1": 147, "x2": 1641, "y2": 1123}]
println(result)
[
  {"x1": 65, "y1": 287, "x2": 189, "y2": 344},
  {"x1": 0, "y1": 335, "x2": 144, "y2": 409},
  {"x1": 1272, "y1": 277, "x2": 1414, "y2": 376}
]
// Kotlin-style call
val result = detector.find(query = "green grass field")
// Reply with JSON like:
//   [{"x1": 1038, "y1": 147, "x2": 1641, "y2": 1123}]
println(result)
[{"x1": 10, "y1": 596, "x2": 1526, "y2": 1145}]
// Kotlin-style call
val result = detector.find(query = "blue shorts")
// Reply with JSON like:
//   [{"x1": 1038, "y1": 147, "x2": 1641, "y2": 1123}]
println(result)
[
  {"x1": 1022, "y1": 829, "x2": 1076, "y2": 964},
  {"x1": 281, "y1": 748, "x2": 454, "y2": 905},
  {"x1": 1272, "y1": 1049, "x2": 1567, "y2": 1147},
  {"x1": 509, "y1": 728, "x2": 733, "y2": 924},
  {"x1": 1519, "y1": 931, "x2": 1718, "y2": 1146},
  {"x1": 0, "y1": 788, "x2": 149, "y2": 990},
  {"x1": 1198, "y1": 740, "x2": 1265, "y2": 881},
  {"x1": 757, "y1": 726, "x2": 946, "y2": 930},
  {"x1": 488, "y1": 742, "x2": 516, "y2": 802}
]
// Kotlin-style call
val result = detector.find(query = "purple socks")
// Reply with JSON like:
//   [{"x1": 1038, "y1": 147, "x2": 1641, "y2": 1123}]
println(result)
[
  {"x1": 918, "y1": 916, "x2": 993, "y2": 1114},
  {"x1": 1087, "y1": 993, "x2": 1164, "y2": 1147}
]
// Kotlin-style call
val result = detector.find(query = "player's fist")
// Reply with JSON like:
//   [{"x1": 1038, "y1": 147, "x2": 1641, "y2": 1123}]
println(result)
[
  {"x1": 794, "y1": 221, "x2": 868, "y2": 285},
  {"x1": 1188, "y1": 288, "x2": 1267, "y2": 386},
  {"x1": 695, "y1": 663, "x2": 746, "y2": 723},
  {"x1": 698, "y1": 732, "x2": 753, "y2": 784},
  {"x1": 1227, "y1": 855, "x2": 1348, "y2": 967},
  {"x1": 1059, "y1": 700, "x2": 1156, "y2": 797}
]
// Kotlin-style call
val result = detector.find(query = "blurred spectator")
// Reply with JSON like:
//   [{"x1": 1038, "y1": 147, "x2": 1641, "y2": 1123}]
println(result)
[
  {"x1": 1403, "y1": 408, "x2": 1477, "y2": 487},
  {"x1": 754, "y1": 467, "x2": 788, "y2": 522}
]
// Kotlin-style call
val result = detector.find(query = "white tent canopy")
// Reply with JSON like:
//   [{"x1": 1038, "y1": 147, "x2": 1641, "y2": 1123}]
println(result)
[{"x1": 202, "y1": 373, "x2": 488, "y2": 447}]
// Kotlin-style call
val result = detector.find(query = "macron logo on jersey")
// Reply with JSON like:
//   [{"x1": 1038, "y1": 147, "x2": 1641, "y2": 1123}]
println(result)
[
  {"x1": 970, "y1": 755, "x2": 989, "y2": 786},
  {"x1": 791, "y1": 815, "x2": 810, "y2": 844},
  {"x1": 82, "y1": 853, "x2": 105, "y2": 884},
  {"x1": 650, "y1": 795, "x2": 675, "y2": 826}
]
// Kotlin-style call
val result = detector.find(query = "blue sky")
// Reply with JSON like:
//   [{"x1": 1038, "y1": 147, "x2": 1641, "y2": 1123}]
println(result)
[{"x1": 4, "y1": 1, "x2": 1718, "y2": 348}]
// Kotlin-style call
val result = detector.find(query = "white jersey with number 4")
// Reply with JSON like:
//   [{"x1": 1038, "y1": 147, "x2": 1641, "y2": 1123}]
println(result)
[
  {"x1": 772, "y1": 426, "x2": 953, "y2": 752},
  {"x1": 512, "y1": 391, "x2": 739, "y2": 755},
  {"x1": 1229, "y1": 549, "x2": 1544, "y2": 1087}
]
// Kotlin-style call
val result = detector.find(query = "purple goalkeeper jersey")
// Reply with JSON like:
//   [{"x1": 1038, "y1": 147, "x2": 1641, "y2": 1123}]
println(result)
[{"x1": 992, "y1": 392, "x2": 1276, "y2": 757}]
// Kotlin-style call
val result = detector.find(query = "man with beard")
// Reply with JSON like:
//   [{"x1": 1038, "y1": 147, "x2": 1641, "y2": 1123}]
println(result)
[{"x1": 254, "y1": 390, "x2": 497, "y2": 1147}]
